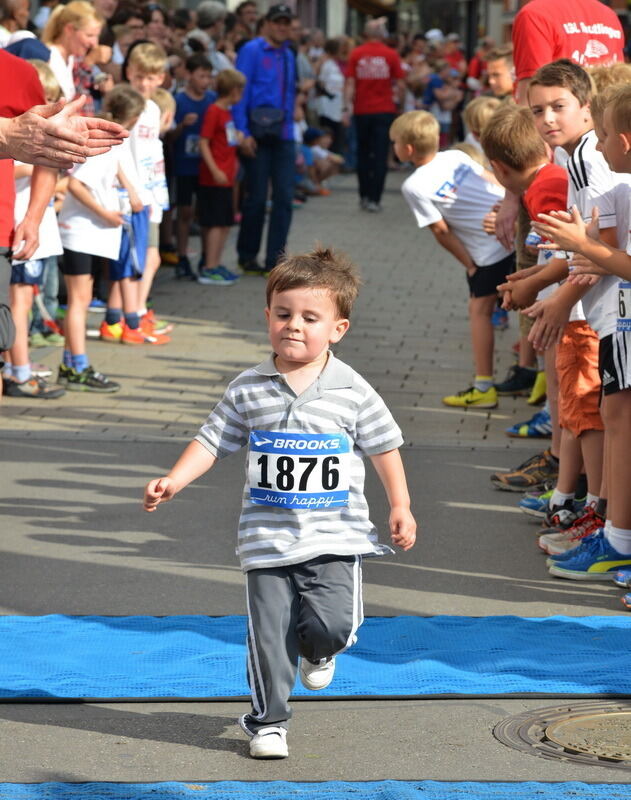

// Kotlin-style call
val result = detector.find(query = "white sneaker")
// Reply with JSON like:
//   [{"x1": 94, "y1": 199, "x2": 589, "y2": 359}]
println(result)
[
  {"x1": 299, "y1": 656, "x2": 335, "y2": 690},
  {"x1": 249, "y1": 726, "x2": 288, "y2": 759}
]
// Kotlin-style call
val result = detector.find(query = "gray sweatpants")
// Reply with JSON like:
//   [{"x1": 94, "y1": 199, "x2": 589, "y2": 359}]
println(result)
[{"x1": 241, "y1": 553, "x2": 363, "y2": 734}]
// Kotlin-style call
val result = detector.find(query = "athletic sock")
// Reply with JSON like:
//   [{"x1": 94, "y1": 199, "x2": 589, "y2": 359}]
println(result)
[
  {"x1": 63, "y1": 349, "x2": 73, "y2": 368},
  {"x1": 575, "y1": 473, "x2": 588, "y2": 500},
  {"x1": 71, "y1": 353, "x2": 89, "y2": 373},
  {"x1": 138, "y1": 307, "x2": 148, "y2": 318},
  {"x1": 2, "y1": 364, "x2": 12, "y2": 378},
  {"x1": 105, "y1": 307, "x2": 122, "y2": 326},
  {"x1": 13, "y1": 364, "x2": 31, "y2": 383},
  {"x1": 586, "y1": 492, "x2": 599, "y2": 507},
  {"x1": 536, "y1": 355, "x2": 545, "y2": 370},
  {"x1": 474, "y1": 376, "x2": 493, "y2": 392},
  {"x1": 605, "y1": 524, "x2": 631, "y2": 555},
  {"x1": 549, "y1": 489, "x2": 573, "y2": 509},
  {"x1": 124, "y1": 312, "x2": 140, "y2": 330}
]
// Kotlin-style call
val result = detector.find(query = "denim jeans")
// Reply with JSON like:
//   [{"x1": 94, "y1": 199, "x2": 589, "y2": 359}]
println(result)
[
  {"x1": 30, "y1": 255, "x2": 59, "y2": 334},
  {"x1": 354, "y1": 113, "x2": 395, "y2": 204},
  {"x1": 237, "y1": 138, "x2": 295, "y2": 270}
]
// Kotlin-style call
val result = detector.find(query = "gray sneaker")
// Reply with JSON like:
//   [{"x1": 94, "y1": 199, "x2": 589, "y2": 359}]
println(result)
[{"x1": 3, "y1": 375, "x2": 65, "y2": 399}]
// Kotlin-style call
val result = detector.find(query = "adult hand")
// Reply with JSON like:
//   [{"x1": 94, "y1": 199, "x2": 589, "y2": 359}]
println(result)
[
  {"x1": 239, "y1": 136, "x2": 257, "y2": 158},
  {"x1": 494, "y1": 192, "x2": 519, "y2": 250},
  {"x1": 0, "y1": 95, "x2": 127, "y2": 170}
]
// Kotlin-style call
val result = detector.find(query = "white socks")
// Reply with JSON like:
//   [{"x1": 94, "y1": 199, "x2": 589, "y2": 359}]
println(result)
[{"x1": 605, "y1": 522, "x2": 631, "y2": 555}]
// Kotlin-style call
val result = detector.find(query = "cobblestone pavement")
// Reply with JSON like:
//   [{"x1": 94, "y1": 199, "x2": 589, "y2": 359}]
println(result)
[{"x1": 1, "y1": 173, "x2": 536, "y2": 448}]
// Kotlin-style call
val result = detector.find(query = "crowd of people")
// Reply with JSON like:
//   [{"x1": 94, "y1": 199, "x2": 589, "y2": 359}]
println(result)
[{"x1": 0, "y1": 0, "x2": 630, "y2": 607}]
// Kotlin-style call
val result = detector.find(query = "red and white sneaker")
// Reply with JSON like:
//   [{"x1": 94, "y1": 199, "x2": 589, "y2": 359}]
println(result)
[
  {"x1": 538, "y1": 503, "x2": 603, "y2": 555},
  {"x1": 121, "y1": 323, "x2": 170, "y2": 345}
]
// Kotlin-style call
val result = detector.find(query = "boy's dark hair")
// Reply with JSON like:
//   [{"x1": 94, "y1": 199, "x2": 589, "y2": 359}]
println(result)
[
  {"x1": 172, "y1": 7, "x2": 191, "y2": 30},
  {"x1": 266, "y1": 247, "x2": 361, "y2": 319},
  {"x1": 186, "y1": 53, "x2": 212, "y2": 73},
  {"x1": 480, "y1": 104, "x2": 547, "y2": 171},
  {"x1": 528, "y1": 58, "x2": 593, "y2": 107}
]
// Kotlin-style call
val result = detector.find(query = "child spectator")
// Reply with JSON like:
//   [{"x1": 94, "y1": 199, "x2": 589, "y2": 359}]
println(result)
[
  {"x1": 531, "y1": 81, "x2": 631, "y2": 585},
  {"x1": 99, "y1": 85, "x2": 171, "y2": 347},
  {"x1": 124, "y1": 42, "x2": 171, "y2": 336},
  {"x1": 144, "y1": 246, "x2": 417, "y2": 759},
  {"x1": 392, "y1": 110, "x2": 513, "y2": 408},
  {"x1": 152, "y1": 87, "x2": 176, "y2": 134},
  {"x1": 462, "y1": 95, "x2": 501, "y2": 158},
  {"x1": 170, "y1": 54, "x2": 216, "y2": 280},
  {"x1": 485, "y1": 45, "x2": 515, "y2": 100},
  {"x1": 422, "y1": 61, "x2": 463, "y2": 149},
  {"x1": 303, "y1": 127, "x2": 343, "y2": 194},
  {"x1": 197, "y1": 68, "x2": 245, "y2": 286},
  {"x1": 57, "y1": 116, "x2": 125, "y2": 391}
]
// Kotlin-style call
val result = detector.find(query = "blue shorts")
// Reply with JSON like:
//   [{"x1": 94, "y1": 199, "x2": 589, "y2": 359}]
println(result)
[
  {"x1": 108, "y1": 207, "x2": 149, "y2": 281},
  {"x1": 11, "y1": 258, "x2": 44, "y2": 286}
]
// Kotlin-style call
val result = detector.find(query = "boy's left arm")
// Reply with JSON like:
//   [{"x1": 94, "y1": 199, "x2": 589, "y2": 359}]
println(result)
[
  {"x1": 429, "y1": 218, "x2": 477, "y2": 275},
  {"x1": 369, "y1": 449, "x2": 417, "y2": 551}
]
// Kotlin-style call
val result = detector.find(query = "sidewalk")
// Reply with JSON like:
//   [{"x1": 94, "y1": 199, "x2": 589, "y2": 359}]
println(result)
[{"x1": 1, "y1": 172, "x2": 537, "y2": 448}]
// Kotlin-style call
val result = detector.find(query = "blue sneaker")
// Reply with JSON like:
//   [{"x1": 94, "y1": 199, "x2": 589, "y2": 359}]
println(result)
[
  {"x1": 197, "y1": 266, "x2": 239, "y2": 286},
  {"x1": 505, "y1": 408, "x2": 552, "y2": 439},
  {"x1": 548, "y1": 529, "x2": 631, "y2": 580},
  {"x1": 88, "y1": 298, "x2": 107, "y2": 312},
  {"x1": 612, "y1": 567, "x2": 631, "y2": 588},
  {"x1": 492, "y1": 308, "x2": 509, "y2": 330},
  {"x1": 519, "y1": 488, "x2": 554, "y2": 519},
  {"x1": 546, "y1": 530, "x2": 603, "y2": 563},
  {"x1": 623, "y1": 593, "x2": 631, "y2": 610}
]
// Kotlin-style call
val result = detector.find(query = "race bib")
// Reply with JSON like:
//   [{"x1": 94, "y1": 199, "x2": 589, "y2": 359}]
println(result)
[
  {"x1": 617, "y1": 282, "x2": 631, "y2": 332},
  {"x1": 184, "y1": 134, "x2": 200, "y2": 156},
  {"x1": 248, "y1": 431, "x2": 350, "y2": 510},
  {"x1": 225, "y1": 120, "x2": 239, "y2": 147}
]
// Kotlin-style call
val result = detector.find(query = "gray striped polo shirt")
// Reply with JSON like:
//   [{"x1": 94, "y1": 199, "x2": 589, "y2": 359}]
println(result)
[{"x1": 195, "y1": 352, "x2": 404, "y2": 572}]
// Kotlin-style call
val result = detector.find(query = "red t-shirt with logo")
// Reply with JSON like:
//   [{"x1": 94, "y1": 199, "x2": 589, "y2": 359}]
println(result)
[
  {"x1": 0, "y1": 51, "x2": 45, "y2": 247},
  {"x1": 512, "y1": 0, "x2": 624, "y2": 81},
  {"x1": 347, "y1": 41, "x2": 404, "y2": 115},
  {"x1": 199, "y1": 103, "x2": 239, "y2": 187}
]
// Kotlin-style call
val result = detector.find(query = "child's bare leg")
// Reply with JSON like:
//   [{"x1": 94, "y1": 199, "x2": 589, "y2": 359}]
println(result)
[
  {"x1": 556, "y1": 427, "x2": 582, "y2": 495},
  {"x1": 601, "y1": 392, "x2": 631, "y2": 527},
  {"x1": 137, "y1": 245, "x2": 160, "y2": 312},
  {"x1": 107, "y1": 281, "x2": 122, "y2": 311},
  {"x1": 120, "y1": 277, "x2": 139, "y2": 315},
  {"x1": 518, "y1": 335, "x2": 537, "y2": 369},
  {"x1": 9, "y1": 283, "x2": 33, "y2": 369},
  {"x1": 544, "y1": 345, "x2": 561, "y2": 457},
  {"x1": 468, "y1": 294, "x2": 496, "y2": 377},
  {"x1": 579, "y1": 429, "x2": 604, "y2": 498},
  {"x1": 204, "y1": 226, "x2": 230, "y2": 269},
  {"x1": 64, "y1": 274, "x2": 92, "y2": 355}
]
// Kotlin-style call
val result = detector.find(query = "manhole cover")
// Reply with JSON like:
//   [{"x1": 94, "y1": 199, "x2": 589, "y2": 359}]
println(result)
[
  {"x1": 546, "y1": 712, "x2": 631, "y2": 760},
  {"x1": 494, "y1": 701, "x2": 631, "y2": 770}
]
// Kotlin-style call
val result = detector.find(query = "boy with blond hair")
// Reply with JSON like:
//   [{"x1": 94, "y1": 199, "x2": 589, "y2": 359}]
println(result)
[
  {"x1": 462, "y1": 95, "x2": 501, "y2": 158},
  {"x1": 144, "y1": 246, "x2": 417, "y2": 758},
  {"x1": 392, "y1": 110, "x2": 514, "y2": 408},
  {"x1": 533, "y1": 81, "x2": 631, "y2": 594}
]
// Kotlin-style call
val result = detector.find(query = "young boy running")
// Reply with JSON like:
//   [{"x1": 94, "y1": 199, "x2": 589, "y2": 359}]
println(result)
[
  {"x1": 533, "y1": 82, "x2": 631, "y2": 590},
  {"x1": 392, "y1": 110, "x2": 514, "y2": 408},
  {"x1": 143, "y1": 247, "x2": 417, "y2": 758}
]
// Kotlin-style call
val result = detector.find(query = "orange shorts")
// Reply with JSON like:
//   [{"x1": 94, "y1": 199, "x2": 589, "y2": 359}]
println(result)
[{"x1": 555, "y1": 320, "x2": 603, "y2": 437}]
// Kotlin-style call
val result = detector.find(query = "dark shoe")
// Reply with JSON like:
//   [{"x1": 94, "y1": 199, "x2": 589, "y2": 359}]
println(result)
[
  {"x1": 64, "y1": 365, "x2": 121, "y2": 393},
  {"x1": 490, "y1": 449, "x2": 559, "y2": 492},
  {"x1": 494, "y1": 365, "x2": 537, "y2": 396},
  {"x1": 175, "y1": 255, "x2": 196, "y2": 281},
  {"x1": 3, "y1": 375, "x2": 65, "y2": 399},
  {"x1": 240, "y1": 260, "x2": 270, "y2": 277}
]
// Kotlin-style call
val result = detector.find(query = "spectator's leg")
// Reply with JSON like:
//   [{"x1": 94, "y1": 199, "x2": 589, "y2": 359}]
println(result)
[
  {"x1": 237, "y1": 142, "x2": 272, "y2": 266},
  {"x1": 468, "y1": 293, "x2": 496, "y2": 378},
  {"x1": 265, "y1": 139, "x2": 294, "y2": 270},
  {"x1": 355, "y1": 114, "x2": 372, "y2": 203},
  {"x1": 370, "y1": 113, "x2": 394, "y2": 204}
]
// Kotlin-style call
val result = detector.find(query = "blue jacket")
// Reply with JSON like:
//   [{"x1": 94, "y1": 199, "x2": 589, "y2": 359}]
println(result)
[{"x1": 233, "y1": 37, "x2": 296, "y2": 141}]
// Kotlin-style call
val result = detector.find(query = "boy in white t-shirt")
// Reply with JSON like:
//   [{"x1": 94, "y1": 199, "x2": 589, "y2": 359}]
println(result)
[
  {"x1": 123, "y1": 42, "x2": 171, "y2": 337},
  {"x1": 392, "y1": 110, "x2": 514, "y2": 408}
]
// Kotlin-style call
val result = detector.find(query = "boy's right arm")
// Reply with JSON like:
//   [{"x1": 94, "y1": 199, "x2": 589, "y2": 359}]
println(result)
[
  {"x1": 429, "y1": 218, "x2": 477, "y2": 275},
  {"x1": 144, "y1": 440, "x2": 217, "y2": 512}
]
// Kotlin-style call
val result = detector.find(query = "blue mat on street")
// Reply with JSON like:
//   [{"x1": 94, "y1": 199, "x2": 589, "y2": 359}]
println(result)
[
  {"x1": 0, "y1": 615, "x2": 630, "y2": 699},
  {"x1": 0, "y1": 783, "x2": 630, "y2": 799}
]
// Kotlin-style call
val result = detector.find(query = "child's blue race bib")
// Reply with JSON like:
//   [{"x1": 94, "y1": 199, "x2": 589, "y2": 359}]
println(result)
[{"x1": 248, "y1": 431, "x2": 350, "y2": 509}]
